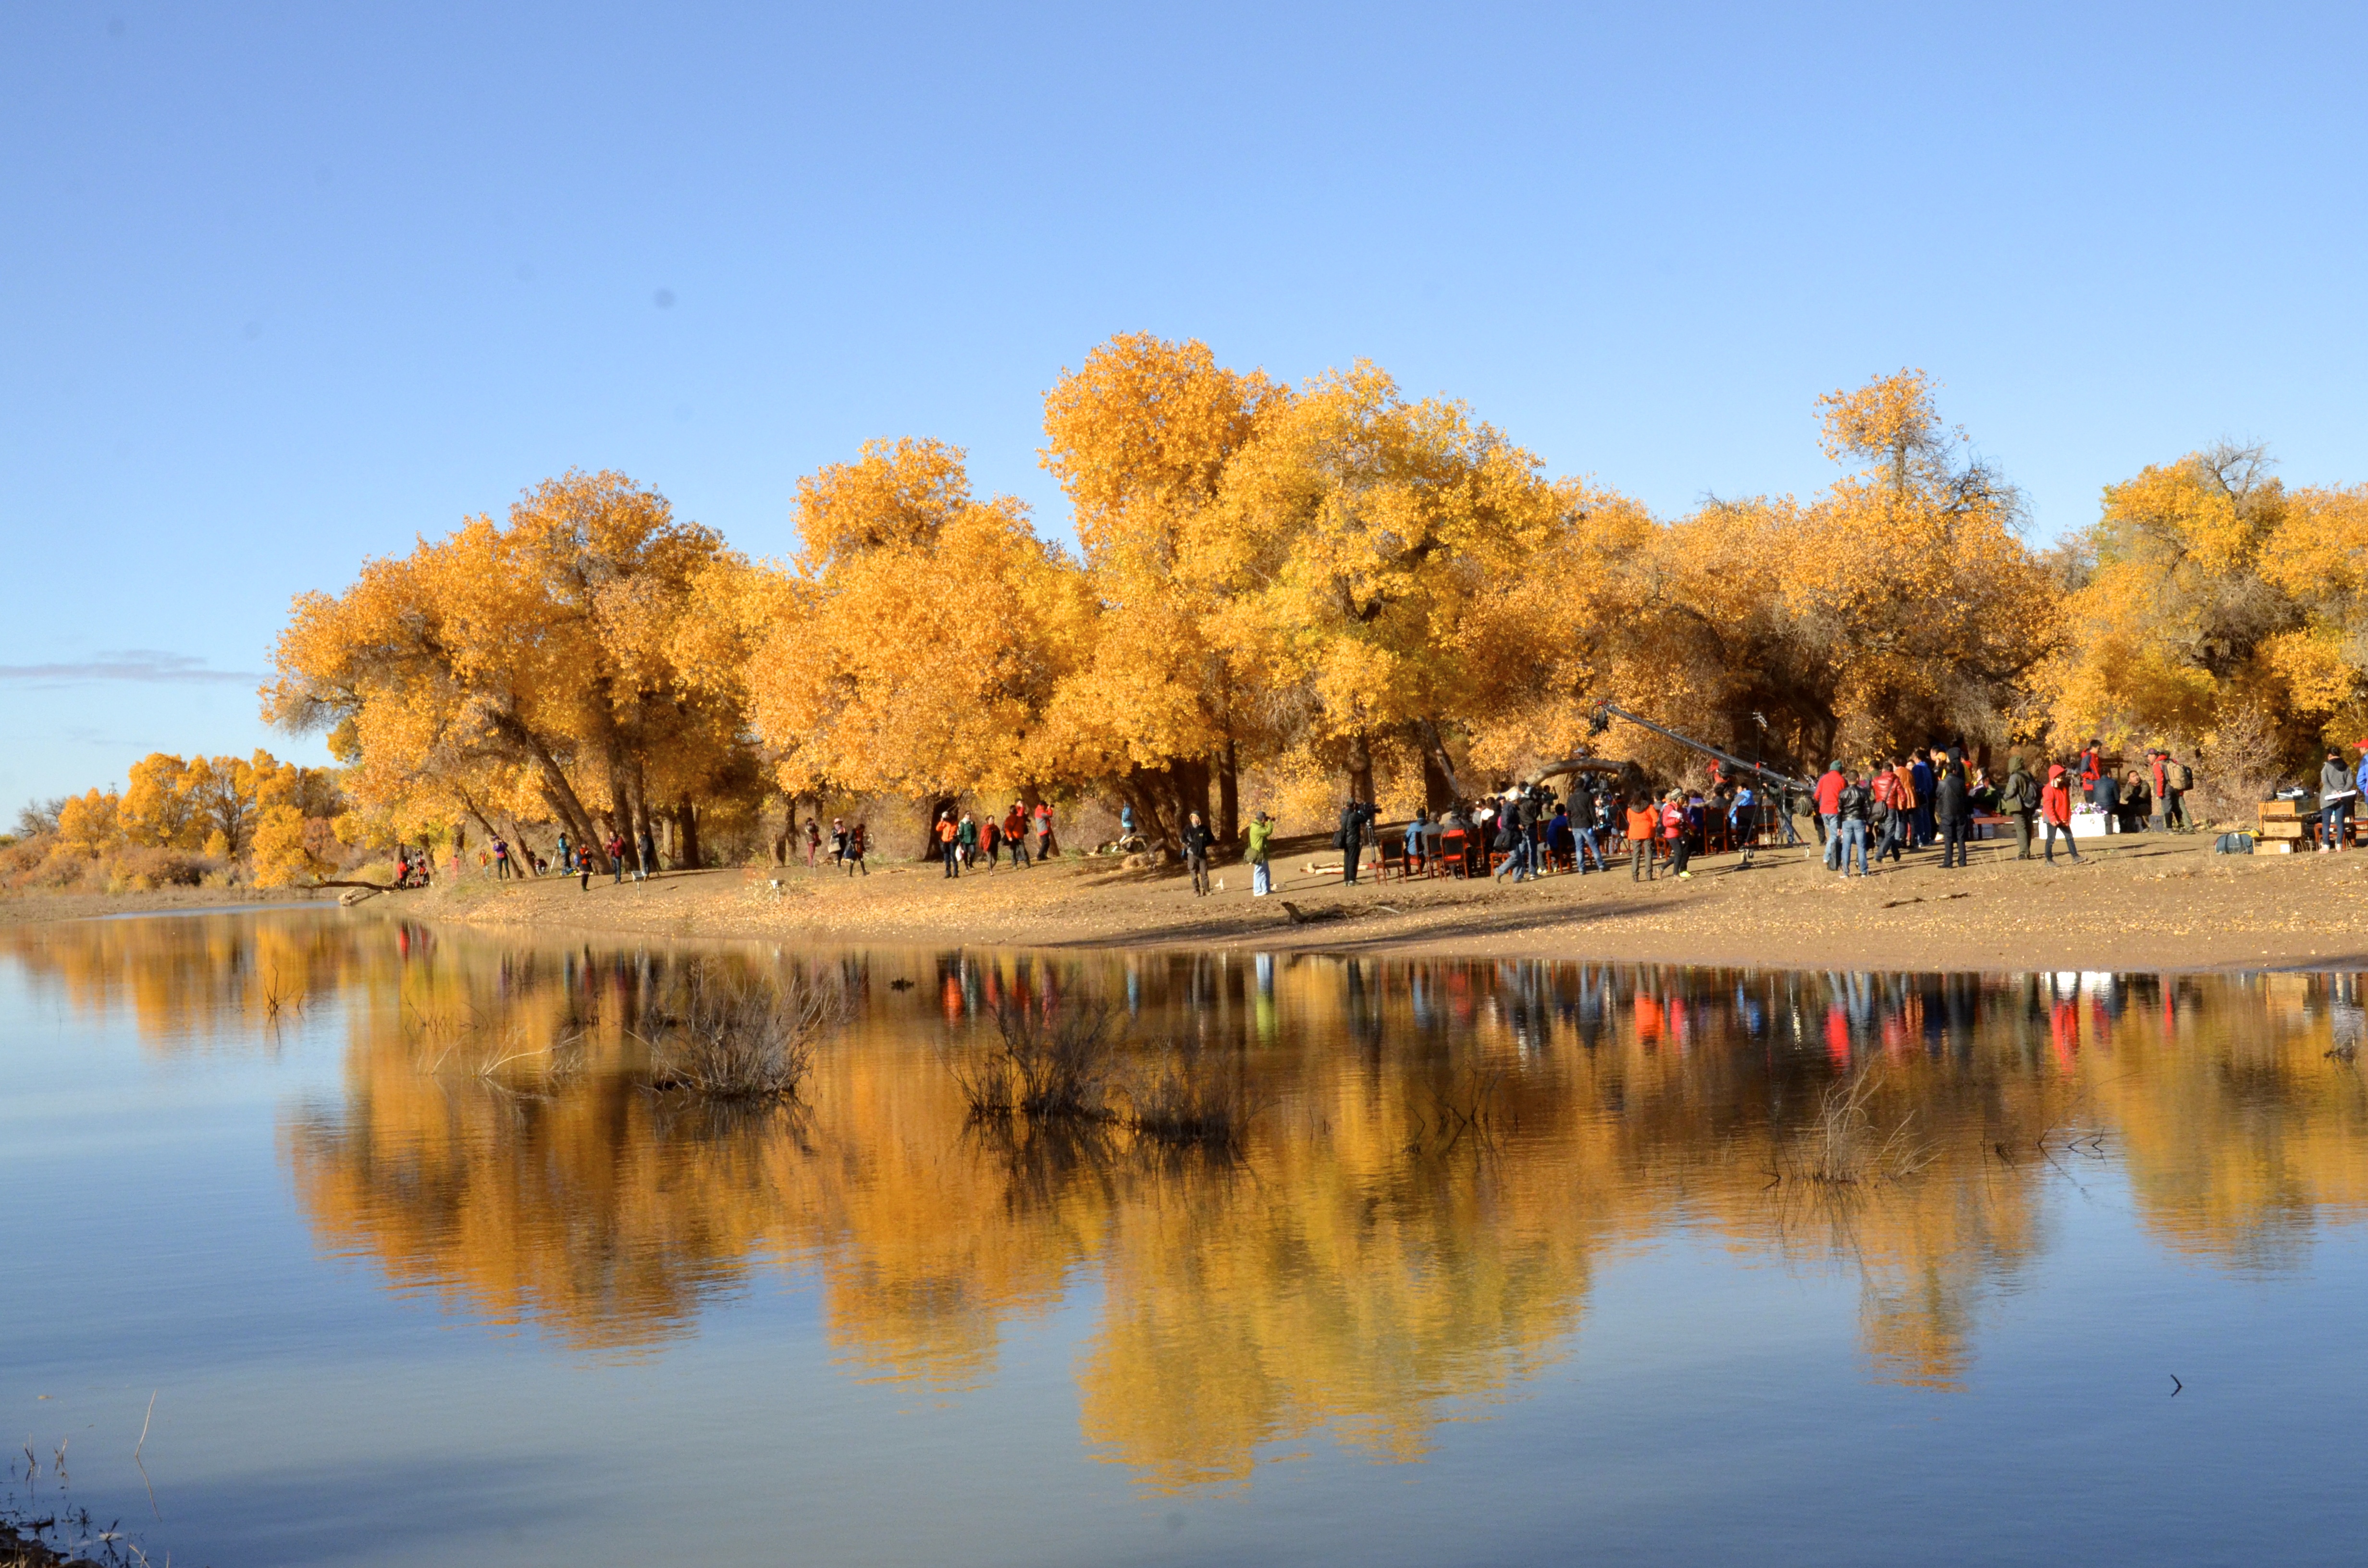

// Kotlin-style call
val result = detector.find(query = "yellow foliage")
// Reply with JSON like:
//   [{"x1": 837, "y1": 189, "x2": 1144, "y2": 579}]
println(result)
[
  {"x1": 250, "y1": 804, "x2": 329, "y2": 887},
  {"x1": 2038, "y1": 447, "x2": 2368, "y2": 768},
  {"x1": 748, "y1": 453, "x2": 1094, "y2": 797},
  {"x1": 56, "y1": 788, "x2": 123, "y2": 856},
  {"x1": 244, "y1": 340, "x2": 2368, "y2": 832},
  {"x1": 268, "y1": 469, "x2": 751, "y2": 865}
]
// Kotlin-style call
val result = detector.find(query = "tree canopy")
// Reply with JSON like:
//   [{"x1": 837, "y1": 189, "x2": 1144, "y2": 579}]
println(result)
[{"x1": 230, "y1": 343, "x2": 2367, "y2": 857}]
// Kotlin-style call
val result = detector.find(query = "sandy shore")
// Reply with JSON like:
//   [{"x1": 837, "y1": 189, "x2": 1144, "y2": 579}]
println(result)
[
  {"x1": 0, "y1": 885, "x2": 333, "y2": 927},
  {"x1": 318, "y1": 828, "x2": 2368, "y2": 972}
]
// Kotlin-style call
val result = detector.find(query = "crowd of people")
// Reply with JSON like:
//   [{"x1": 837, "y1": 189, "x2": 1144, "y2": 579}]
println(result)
[
  {"x1": 909, "y1": 802, "x2": 1063, "y2": 879},
  {"x1": 471, "y1": 824, "x2": 664, "y2": 888},
  {"x1": 1304, "y1": 741, "x2": 2213, "y2": 887},
  {"x1": 420, "y1": 735, "x2": 2319, "y2": 900}
]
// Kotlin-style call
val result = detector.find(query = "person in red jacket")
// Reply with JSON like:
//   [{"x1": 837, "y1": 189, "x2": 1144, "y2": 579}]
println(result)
[
  {"x1": 2078, "y1": 740, "x2": 2104, "y2": 792},
  {"x1": 2041, "y1": 764, "x2": 2083, "y2": 865},
  {"x1": 1814, "y1": 761, "x2": 1846, "y2": 868},
  {"x1": 1661, "y1": 791, "x2": 1693, "y2": 879}
]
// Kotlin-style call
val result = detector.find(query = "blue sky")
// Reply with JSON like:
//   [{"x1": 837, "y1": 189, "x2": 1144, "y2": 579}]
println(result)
[{"x1": 3, "y1": 1, "x2": 2363, "y2": 812}]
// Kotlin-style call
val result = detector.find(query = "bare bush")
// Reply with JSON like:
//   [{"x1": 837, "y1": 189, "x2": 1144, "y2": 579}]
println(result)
[
  {"x1": 954, "y1": 1002, "x2": 1118, "y2": 1121},
  {"x1": 109, "y1": 846, "x2": 216, "y2": 890},
  {"x1": 2186, "y1": 702, "x2": 2285, "y2": 825},
  {"x1": 644, "y1": 960, "x2": 846, "y2": 1102},
  {"x1": 1781, "y1": 1065, "x2": 1930, "y2": 1185},
  {"x1": 1127, "y1": 1042, "x2": 1248, "y2": 1149}
]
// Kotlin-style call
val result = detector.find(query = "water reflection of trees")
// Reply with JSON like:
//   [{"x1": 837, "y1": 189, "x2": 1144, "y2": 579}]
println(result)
[{"x1": 12, "y1": 919, "x2": 2368, "y2": 1487}]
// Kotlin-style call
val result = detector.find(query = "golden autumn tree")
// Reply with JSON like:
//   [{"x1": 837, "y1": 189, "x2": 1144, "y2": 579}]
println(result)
[
  {"x1": 742, "y1": 439, "x2": 1096, "y2": 851},
  {"x1": 2258, "y1": 482, "x2": 2368, "y2": 732},
  {"x1": 181, "y1": 753, "x2": 266, "y2": 857},
  {"x1": 1217, "y1": 362, "x2": 1573, "y2": 805},
  {"x1": 115, "y1": 751, "x2": 300, "y2": 858},
  {"x1": 2038, "y1": 443, "x2": 2368, "y2": 784},
  {"x1": 1039, "y1": 333, "x2": 1283, "y2": 842},
  {"x1": 267, "y1": 470, "x2": 757, "y2": 870},
  {"x1": 55, "y1": 787, "x2": 123, "y2": 857},
  {"x1": 1777, "y1": 370, "x2": 2059, "y2": 759},
  {"x1": 248, "y1": 754, "x2": 347, "y2": 887},
  {"x1": 117, "y1": 754, "x2": 201, "y2": 849},
  {"x1": 2037, "y1": 445, "x2": 2297, "y2": 751}
]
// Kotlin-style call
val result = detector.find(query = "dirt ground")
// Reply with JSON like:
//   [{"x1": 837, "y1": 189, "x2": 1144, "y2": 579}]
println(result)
[{"x1": 331, "y1": 827, "x2": 2368, "y2": 972}]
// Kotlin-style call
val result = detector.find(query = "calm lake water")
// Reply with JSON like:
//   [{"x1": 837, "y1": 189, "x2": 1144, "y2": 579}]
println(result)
[{"x1": 5, "y1": 910, "x2": 2368, "y2": 1566}]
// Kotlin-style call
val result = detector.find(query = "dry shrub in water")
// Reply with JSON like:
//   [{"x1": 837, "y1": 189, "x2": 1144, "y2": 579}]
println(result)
[
  {"x1": 645, "y1": 959, "x2": 846, "y2": 1101},
  {"x1": 1127, "y1": 1041, "x2": 1248, "y2": 1149},
  {"x1": 1783, "y1": 1064, "x2": 1931, "y2": 1185},
  {"x1": 955, "y1": 1002, "x2": 1118, "y2": 1121}
]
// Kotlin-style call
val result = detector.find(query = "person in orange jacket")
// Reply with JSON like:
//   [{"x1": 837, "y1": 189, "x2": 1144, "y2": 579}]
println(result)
[{"x1": 1626, "y1": 796, "x2": 1660, "y2": 882}]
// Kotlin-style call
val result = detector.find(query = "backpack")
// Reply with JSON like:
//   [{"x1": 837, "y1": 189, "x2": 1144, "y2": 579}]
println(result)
[
  {"x1": 2214, "y1": 832, "x2": 2253, "y2": 855},
  {"x1": 2174, "y1": 762, "x2": 2194, "y2": 791}
]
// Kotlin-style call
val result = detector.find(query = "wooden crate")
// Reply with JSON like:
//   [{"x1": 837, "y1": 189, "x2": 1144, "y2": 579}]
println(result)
[
  {"x1": 2258, "y1": 819, "x2": 2307, "y2": 840},
  {"x1": 2260, "y1": 799, "x2": 2303, "y2": 820}
]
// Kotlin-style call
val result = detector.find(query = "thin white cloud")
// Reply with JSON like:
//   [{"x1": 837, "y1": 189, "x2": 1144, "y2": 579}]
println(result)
[{"x1": 0, "y1": 649, "x2": 260, "y2": 685}]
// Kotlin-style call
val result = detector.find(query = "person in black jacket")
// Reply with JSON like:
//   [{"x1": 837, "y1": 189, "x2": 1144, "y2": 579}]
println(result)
[
  {"x1": 1337, "y1": 798, "x2": 1378, "y2": 884},
  {"x1": 1181, "y1": 811, "x2": 1214, "y2": 896},
  {"x1": 1568, "y1": 779, "x2": 1604, "y2": 872},
  {"x1": 1836, "y1": 771, "x2": 1872, "y2": 876},
  {"x1": 1935, "y1": 763, "x2": 1972, "y2": 868},
  {"x1": 2320, "y1": 749, "x2": 2354, "y2": 851},
  {"x1": 2091, "y1": 768, "x2": 2121, "y2": 835}
]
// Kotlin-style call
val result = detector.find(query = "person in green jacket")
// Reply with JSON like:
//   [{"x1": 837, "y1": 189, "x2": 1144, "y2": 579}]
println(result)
[
  {"x1": 1999, "y1": 754, "x2": 2039, "y2": 859},
  {"x1": 957, "y1": 812, "x2": 979, "y2": 869},
  {"x1": 1246, "y1": 810, "x2": 1276, "y2": 898}
]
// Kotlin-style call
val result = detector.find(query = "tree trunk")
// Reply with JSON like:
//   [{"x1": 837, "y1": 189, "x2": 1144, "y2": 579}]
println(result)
[
  {"x1": 774, "y1": 796, "x2": 793, "y2": 866},
  {"x1": 1216, "y1": 736, "x2": 1240, "y2": 845},
  {"x1": 594, "y1": 740, "x2": 633, "y2": 873},
  {"x1": 504, "y1": 813, "x2": 535, "y2": 873},
  {"x1": 454, "y1": 788, "x2": 502, "y2": 857},
  {"x1": 493, "y1": 708, "x2": 607, "y2": 857},
  {"x1": 1346, "y1": 728, "x2": 1375, "y2": 805},
  {"x1": 1157, "y1": 759, "x2": 1211, "y2": 850},
  {"x1": 1125, "y1": 769, "x2": 1172, "y2": 852},
  {"x1": 1419, "y1": 749, "x2": 1455, "y2": 813},
  {"x1": 673, "y1": 798, "x2": 701, "y2": 870}
]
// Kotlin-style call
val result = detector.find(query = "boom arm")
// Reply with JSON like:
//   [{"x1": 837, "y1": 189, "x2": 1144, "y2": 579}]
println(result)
[{"x1": 1520, "y1": 702, "x2": 1805, "y2": 793}]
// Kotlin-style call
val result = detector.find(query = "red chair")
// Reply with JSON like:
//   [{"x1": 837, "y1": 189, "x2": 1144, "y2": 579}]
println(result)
[{"x1": 1439, "y1": 828, "x2": 1468, "y2": 878}]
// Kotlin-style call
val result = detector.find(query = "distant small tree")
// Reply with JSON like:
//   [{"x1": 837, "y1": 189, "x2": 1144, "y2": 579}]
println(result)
[{"x1": 14, "y1": 796, "x2": 65, "y2": 838}]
